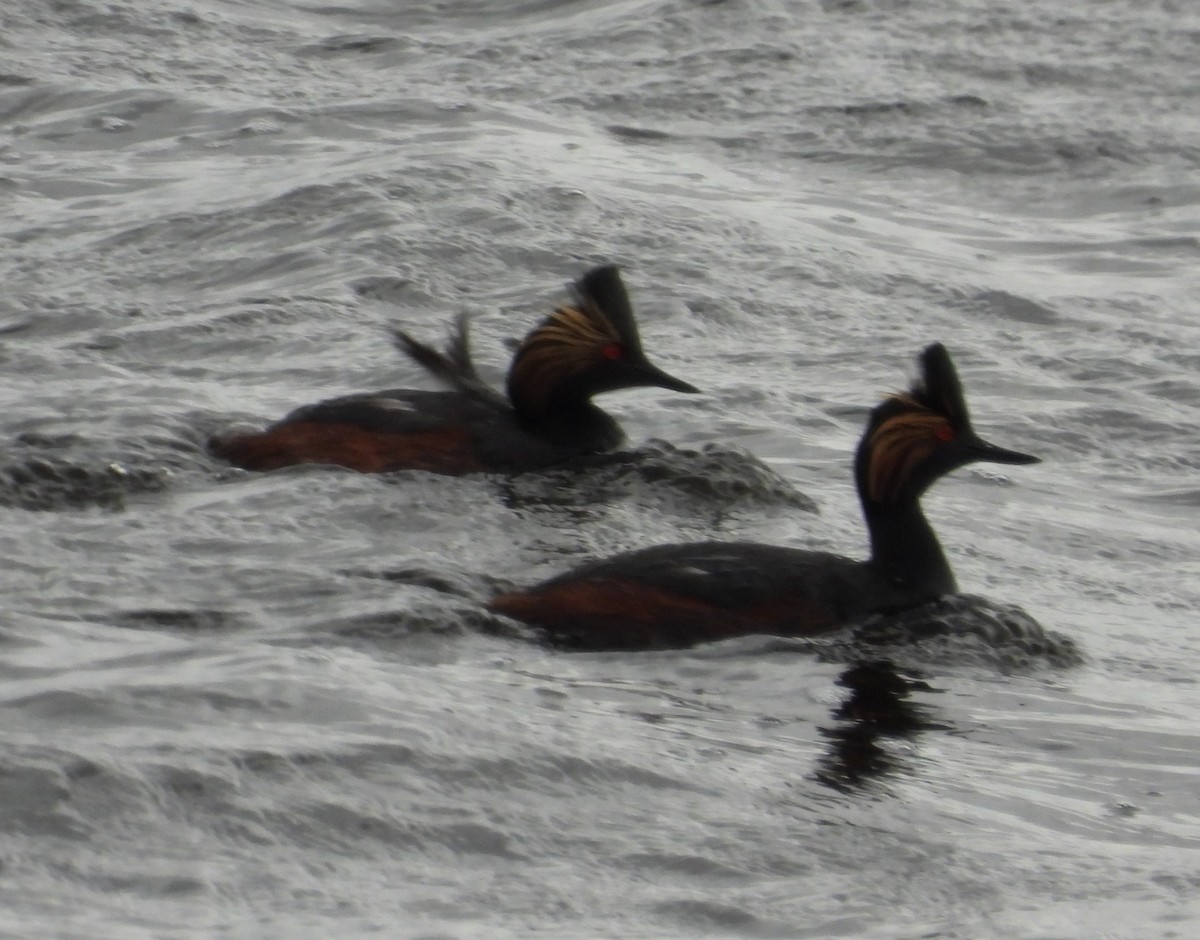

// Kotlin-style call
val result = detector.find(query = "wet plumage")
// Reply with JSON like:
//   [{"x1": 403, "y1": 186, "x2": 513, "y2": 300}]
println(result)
[
  {"x1": 490, "y1": 344, "x2": 1040, "y2": 650},
  {"x1": 210, "y1": 265, "x2": 699, "y2": 474}
]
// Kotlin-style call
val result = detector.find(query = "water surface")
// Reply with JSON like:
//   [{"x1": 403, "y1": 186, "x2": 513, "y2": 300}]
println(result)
[{"x1": 2, "y1": 0, "x2": 1199, "y2": 937}]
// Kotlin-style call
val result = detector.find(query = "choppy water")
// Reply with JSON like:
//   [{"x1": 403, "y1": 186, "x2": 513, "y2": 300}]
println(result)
[{"x1": 2, "y1": 0, "x2": 1199, "y2": 937}]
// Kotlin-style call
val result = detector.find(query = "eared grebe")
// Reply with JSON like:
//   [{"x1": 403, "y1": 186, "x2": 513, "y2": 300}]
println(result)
[
  {"x1": 490, "y1": 343, "x2": 1039, "y2": 650},
  {"x1": 210, "y1": 265, "x2": 699, "y2": 474}
]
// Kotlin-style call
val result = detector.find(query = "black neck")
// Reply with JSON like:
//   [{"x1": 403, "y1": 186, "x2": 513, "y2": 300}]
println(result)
[
  {"x1": 511, "y1": 391, "x2": 624, "y2": 451},
  {"x1": 861, "y1": 496, "x2": 958, "y2": 600}
]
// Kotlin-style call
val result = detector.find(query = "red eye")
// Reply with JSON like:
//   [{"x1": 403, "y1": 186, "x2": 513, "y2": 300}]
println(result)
[
  {"x1": 935, "y1": 423, "x2": 956, "y2": 442},
  {"x1": 601, "y1": 342, "x2": 624, "y2": 360}
]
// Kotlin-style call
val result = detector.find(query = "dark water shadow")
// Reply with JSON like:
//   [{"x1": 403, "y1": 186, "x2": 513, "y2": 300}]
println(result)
[{"x1": 813, "y1": 660, "x2": 949, "y2": 793}]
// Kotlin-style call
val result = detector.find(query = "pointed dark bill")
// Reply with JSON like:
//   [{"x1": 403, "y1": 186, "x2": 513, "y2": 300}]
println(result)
[
  {"x1": 635, "y1": 360, "x2": 701, "y2": 394},
  {"x1": 969, "y1": 435, "x2": 1040, "y2": 466}
]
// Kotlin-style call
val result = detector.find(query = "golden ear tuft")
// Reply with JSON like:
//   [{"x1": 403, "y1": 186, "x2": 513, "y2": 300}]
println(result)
[
  {"x1": 866, "y1": 399, "x2": 949, "y2": 504},
  {"x1": 534, "y1": 302, "x2": 620, "y2": 354},
  {"x1": 508, "y1": 302, "x2": 621, "y2": 413}
]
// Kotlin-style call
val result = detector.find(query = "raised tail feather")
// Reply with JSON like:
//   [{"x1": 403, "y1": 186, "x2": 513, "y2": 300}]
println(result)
[{"x1": 389, "y1": 315, "x2": 506, "y2": 406}]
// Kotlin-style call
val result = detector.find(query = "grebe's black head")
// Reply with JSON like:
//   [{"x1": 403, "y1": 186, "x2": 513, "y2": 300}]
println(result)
[
  {"x1": 856, "y1": 343, "x2": 1039, "y2": 508},
  {"x1": 505, "y1": 265, "x2": 699, "y2": 417}
]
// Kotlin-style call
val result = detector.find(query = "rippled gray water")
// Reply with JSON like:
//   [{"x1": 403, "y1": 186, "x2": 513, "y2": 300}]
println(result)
[{"x1": 2, "y1": 0, "x2": 1199, "y2": 937}]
